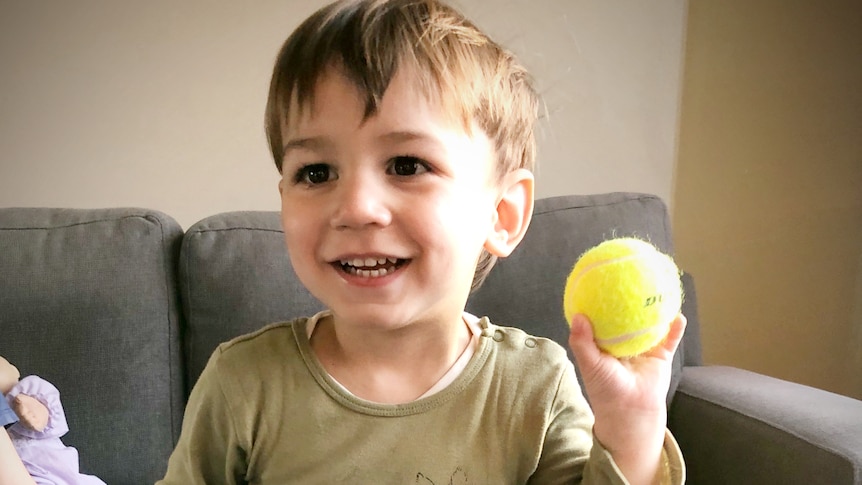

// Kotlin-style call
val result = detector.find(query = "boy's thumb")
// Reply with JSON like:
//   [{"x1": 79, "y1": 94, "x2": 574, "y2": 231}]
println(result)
[
  {"x1": 568, "y1": 314, "x2": 602, "y2": 368},
  {"x1": 569, "y1": 314, "x2": 592, "y2": 339}
]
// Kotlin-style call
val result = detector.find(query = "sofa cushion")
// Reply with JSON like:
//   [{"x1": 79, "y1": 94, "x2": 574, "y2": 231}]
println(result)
[
  {"x1": 0, "y1": 208, "x2": 184, "y2": 485},
  {"x1": 181, "y1": 192, "x2": 692, "y2": 403},
  {"x1": 180, "y1": 211, "x2": 324, "y2": 391}
]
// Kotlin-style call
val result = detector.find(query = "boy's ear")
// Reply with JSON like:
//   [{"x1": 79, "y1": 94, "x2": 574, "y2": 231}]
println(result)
[{"x1": 484, "y1": 168, "x2": 534, "y2": 257}]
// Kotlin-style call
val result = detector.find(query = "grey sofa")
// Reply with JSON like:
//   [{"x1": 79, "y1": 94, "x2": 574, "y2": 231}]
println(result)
[{"x1": 1, "y1": 192, "x2": 860, "y2": 484}]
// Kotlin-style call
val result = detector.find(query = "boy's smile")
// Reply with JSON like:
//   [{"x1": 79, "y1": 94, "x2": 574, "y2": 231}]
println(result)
[
  {"x1": 336, "y1": 256, "x2": 407, "y2": 279},
  {"x1": 277, "y1": 65, "x2": 503, "y2": 333}
]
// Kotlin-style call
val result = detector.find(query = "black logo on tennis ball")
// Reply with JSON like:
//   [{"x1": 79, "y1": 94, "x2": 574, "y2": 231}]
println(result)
[{"x1": 644, "y1": 295, "x2": 663, "y2": 307}]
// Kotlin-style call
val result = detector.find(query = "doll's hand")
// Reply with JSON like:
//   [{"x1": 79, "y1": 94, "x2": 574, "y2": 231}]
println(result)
[
  {"x1": 568, "y1": 313, "x2": 686, "y2": 485},
  {"x1": 12, "y1": 394, "x2": 49, "y2": 432}
]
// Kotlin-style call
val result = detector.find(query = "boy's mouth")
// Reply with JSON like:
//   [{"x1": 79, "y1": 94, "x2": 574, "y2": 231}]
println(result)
[{"x1": 336, "y1": 257, "x2": 407, "y2": 277}]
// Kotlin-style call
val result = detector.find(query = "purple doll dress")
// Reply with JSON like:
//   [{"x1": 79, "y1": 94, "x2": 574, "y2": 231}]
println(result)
[{"x1": 5, "y1": 376, "x2": 105, "y2": 485}]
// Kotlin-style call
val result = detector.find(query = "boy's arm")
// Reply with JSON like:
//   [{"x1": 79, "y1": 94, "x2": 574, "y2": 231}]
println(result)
[
  {"x1": 157, "y1": 351, "x2": 248, "y2": 485},
  {"x1": 568, "y1": 314, "x2": 687, "y2": 485},
  {"x1": 529, "y1": 361, "x2": 683, "y2": 484}
]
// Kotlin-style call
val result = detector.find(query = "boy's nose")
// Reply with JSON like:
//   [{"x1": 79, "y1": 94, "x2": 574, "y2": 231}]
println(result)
[{"x1": 330, "y1": 174, "x2": 392, "y2": 229}]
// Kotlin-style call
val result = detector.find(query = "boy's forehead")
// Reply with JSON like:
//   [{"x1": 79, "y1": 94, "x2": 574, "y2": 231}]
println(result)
[
  {"x1": 280, "y1": 68, "x2": 361, "y2": 135},
  {"x1": 280, "y1": 65, "x2": 473, "y2": 140}
]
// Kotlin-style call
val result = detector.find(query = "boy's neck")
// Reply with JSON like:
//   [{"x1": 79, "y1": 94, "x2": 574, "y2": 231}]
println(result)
[{"x1": 309, "y1": 312, "x2": 474, "y2": 404}]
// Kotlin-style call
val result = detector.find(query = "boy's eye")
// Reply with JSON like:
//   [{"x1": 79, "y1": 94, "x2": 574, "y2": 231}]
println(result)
[
  {"x1": 294, "y1": 163, "x2": 334, "y2": 185},
  {"x1": 388, "y1": 156, "x2": 429, "y2": 177}
]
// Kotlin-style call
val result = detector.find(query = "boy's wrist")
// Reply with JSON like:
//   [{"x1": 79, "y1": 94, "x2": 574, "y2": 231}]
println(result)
[
  {"x1": 595, "y1": 417, "x2": 667, "y2": 485},
  {"x1": 593, "y1": 408, "x2": 666, "y2": 460}
]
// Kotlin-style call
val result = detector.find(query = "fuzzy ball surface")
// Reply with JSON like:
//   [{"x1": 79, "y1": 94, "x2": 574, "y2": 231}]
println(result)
[{"x1": 563, "y1": 237, "x2": 682, "y2": 358}]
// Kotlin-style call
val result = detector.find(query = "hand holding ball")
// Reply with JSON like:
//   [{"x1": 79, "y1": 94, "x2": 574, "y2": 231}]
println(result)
[{"x1": 563, "y1": 238, "x2": 683, "y2": 358}]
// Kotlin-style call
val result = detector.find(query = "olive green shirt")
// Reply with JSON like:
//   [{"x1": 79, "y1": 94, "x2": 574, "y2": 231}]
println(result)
[{"x1": 158, "y1": 315, "x2": 684, "y2": 484}]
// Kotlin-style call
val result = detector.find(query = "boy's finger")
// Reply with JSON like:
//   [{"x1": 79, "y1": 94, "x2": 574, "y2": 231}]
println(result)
[
  {"x1": 662, "y1": 314, "x2": 687, "y2": 352},
  {"x1": 567, "y1": 314, "x2": 604, "y2": 371},
  {"x1": 647, "y1": 313, "x2": 687, "y2": 359}
]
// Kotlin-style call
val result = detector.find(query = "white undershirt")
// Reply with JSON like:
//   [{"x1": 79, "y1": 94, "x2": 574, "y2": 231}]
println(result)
[{"x1": 306, "y1": 312, "x2": 483, "y2": 401}]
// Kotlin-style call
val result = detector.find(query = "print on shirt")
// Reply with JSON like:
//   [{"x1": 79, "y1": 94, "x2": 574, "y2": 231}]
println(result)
[{"x1": 415, "y1": 466, "x2": 468, "y2": 484}]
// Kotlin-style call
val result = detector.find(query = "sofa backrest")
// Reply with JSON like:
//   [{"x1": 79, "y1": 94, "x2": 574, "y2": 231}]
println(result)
[
  {"x1": 0, "y1": 208, "x2": 184, "y2": 485},
  {"x1": 180, "y1": 192, "x2": 701, "y2": 403},
  {"x1": 179, "y1": 211, "x2": 324, "y2": 395}
]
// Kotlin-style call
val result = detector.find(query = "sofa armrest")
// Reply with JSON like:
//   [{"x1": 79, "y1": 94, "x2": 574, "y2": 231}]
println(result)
[{"x1": 668, "y1": 366, "x2": 862, "y2": 485}]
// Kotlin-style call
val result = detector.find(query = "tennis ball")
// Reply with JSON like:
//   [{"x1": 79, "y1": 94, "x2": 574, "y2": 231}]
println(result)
[{"x1": 563, "y1": 237, "x2": 682, "y2": 358}]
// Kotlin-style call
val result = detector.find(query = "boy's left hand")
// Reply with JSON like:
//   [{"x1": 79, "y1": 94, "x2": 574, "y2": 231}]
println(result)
[{"x1": 568, "y1": 313, "x2": 687, "y2": 482}]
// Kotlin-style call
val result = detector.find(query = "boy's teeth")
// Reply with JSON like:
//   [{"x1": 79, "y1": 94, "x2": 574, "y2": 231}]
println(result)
[
  {"x1": 342, "y1": 257, "x2": 398, "y2": 268},
  {"x1": 349, "y1": 267, "x2": 390, "y2": 277},
  {"x1": 338, "y1": 257, "x2": 403, "y2": 278}
]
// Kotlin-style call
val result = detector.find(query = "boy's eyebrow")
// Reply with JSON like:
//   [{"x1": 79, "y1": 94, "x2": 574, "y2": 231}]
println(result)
[
  {"x1": 282, "y1": 136, "x2": 333, "y2": 154},
  {"x1": 378, "y1": 130, "x2": 444, "y2": 147},
  {"x1": 284, "y1": 130, "x2": 441, "y2": 154}
]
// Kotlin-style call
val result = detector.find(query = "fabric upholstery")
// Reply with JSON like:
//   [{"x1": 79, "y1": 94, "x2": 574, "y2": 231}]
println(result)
[
  {"x1": 679, "y1": 272, "x2": 703, "y2": 367},
  {"x1": 0, "y1": 208, "x2": 184, "y2": 485},
  {"x1": 179, "y1": 211, "x2": 324, "y2": 391},
  {"x1": 670, "y1": 366, "x2": 862, "y2": 484}
]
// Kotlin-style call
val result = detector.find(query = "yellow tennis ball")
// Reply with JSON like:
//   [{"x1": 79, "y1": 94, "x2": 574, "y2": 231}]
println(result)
[{"x1": 563, "y1": 237, "x2": 682, "y2": 358}]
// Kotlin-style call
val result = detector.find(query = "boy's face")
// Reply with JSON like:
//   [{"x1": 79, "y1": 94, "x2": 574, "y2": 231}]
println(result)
[{"x1": 277, "y1": 66, "x2": 503, "y2": 331}]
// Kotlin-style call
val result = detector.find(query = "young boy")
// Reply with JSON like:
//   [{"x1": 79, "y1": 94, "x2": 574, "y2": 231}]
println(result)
[{"x1": 159, "y1": 0, "x2": 686, "y2": 483}]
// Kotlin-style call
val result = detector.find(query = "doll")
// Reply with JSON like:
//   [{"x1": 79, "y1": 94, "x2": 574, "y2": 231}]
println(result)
[{"x1": 0, "y1": 356, "x2": 105, "y2": 485}]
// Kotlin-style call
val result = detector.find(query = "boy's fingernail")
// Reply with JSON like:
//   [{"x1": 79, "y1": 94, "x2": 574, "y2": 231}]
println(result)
[{"x1": 570, "y1": 315, "x2": 585, "y2": 333}]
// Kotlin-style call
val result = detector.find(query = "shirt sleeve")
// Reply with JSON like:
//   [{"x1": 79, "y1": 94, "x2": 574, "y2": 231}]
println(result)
[
  {"x1": 530, "y1": 362, "x2": 686, "y2": 485},
  {"x1": 156, "y1": 349, "x2": 249, "y2": 485},
  {"x1": 584, "y1": 430, "x2": 685, "y2": 484}
]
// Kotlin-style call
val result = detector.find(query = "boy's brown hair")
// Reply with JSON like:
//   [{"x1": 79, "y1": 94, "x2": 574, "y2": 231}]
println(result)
[{"x1": 265, "y1": 0, "x2": 539, "y2": 290}]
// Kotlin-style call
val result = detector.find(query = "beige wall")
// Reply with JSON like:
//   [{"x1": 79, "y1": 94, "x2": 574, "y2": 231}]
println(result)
[
  {"x1": 0, "y1": 0, "x2": 686, "y2": 229},
  {"x1": 673, "y1": 0, "x2": 862, "y2": 399}
]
